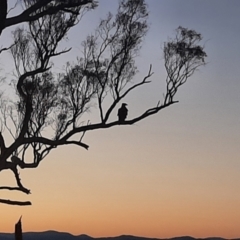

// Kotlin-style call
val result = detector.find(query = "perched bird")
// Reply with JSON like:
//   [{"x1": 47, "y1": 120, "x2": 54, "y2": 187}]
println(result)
[{"x1": 118, "y1": 103, "x2": 128, "y2": 122}]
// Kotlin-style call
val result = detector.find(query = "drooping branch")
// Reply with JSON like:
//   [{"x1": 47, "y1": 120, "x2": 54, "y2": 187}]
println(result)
[{"x1": 11, "y1": 164, "x2": 31, "y2": 194}]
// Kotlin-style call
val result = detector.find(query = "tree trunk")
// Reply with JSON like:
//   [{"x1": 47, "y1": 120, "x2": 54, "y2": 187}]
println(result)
[
  {"x1": 0, "y1": 0, "x2": 7, "y2": 35},
  {"x1": 15, "y1": 216, "x2": 22, "y2": 240}
]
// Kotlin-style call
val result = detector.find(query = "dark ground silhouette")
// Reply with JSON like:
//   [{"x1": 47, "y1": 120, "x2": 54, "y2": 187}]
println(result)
[{"x1": 0, "y1": 231, "x2": 239, "y2": 240}]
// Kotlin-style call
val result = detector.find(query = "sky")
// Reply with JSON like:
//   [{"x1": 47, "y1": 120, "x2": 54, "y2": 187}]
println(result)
[{"x1": 0, "y1": 0, "x2": 240, "y2": 238}]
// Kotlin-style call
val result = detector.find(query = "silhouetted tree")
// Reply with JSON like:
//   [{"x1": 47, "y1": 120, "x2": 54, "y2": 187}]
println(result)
[{"x1": 0, "y1": 0, "x2": 207, "y2": 205}]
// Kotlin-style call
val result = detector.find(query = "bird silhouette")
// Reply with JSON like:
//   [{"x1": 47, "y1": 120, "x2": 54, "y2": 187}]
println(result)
[{"x1": 118, "y1": 103, "x2": 128, "y2": 123}]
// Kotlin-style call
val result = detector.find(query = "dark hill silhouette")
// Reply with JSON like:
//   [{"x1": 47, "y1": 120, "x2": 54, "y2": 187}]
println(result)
[
  {"x1": 0, "y1": 231, "x2": 78, "y2": 240},
  {"x1": 0, "y1": 232, "x2": 239, "y2": 240},
  {"x1": 172, "y1": 237, "x2": 195, "y2": 240}
]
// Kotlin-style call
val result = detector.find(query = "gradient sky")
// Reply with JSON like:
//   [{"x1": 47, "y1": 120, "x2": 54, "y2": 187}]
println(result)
[{"x1": 0, "y1": 0, "x2": 240, "y2": 239}]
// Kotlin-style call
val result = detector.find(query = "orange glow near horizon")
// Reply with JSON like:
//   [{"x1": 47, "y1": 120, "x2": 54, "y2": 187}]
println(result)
[{"x1": 1, "y1": 127, "x2": 240, "y2": 239}]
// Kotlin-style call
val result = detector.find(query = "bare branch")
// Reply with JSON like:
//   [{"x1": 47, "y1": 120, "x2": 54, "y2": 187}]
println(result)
[
  {"x1": 0, "y1": 186, "x2": 28, "y2": 193},
  {"x1": 0, "y1": 198, "x2": 31, "y2": 206},
  {"x1": 4, "y1": 0, "x2": 97, "y2": 30},
  {"x1": 7, "y1": 1, "x2": 18, "y2": 14},
  {"x1": 0, "y1": 43, "x2": 15, "y2": 54}
]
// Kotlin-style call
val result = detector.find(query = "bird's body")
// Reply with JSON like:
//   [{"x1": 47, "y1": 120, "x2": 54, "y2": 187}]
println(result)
[{"x1": 118, "y1": 103, "x2": 128, "y2": 122}]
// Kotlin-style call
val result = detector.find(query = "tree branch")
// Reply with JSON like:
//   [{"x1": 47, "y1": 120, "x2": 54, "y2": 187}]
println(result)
[
  {"x1": 0, "y1": 132, "x2": 6, "y2": 152},
  {"x1": 0, "y1": 186, "x2": 29, "y2": 193},
  {"x1": 21, "y1": 100, "x2": 177, "y2": 151},
  {"x1": 103, "y1": 65, "x2": 153, "y2": 123},
  {"x1": 4, "y1": 0, "x2": 96, "y2": 30},
  {"x1": 0, "y1": 198, "x2": 31, "y2": 206}
]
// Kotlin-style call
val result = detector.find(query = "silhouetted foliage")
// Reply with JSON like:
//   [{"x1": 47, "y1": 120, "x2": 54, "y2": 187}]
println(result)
[
  {"x1": 0, "y1": 0, "x2": 207, "y2": 205},
  {"x1": 163, "y1": 26, "x2": 206, "y2": 103}
]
